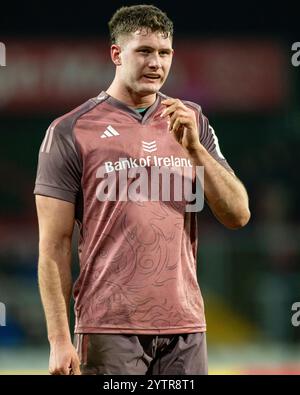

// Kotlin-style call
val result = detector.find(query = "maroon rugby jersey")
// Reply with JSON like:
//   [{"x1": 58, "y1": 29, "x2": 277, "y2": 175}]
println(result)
[{"x1": 34, "y1": 91, "x2": 233, "y2": 334}]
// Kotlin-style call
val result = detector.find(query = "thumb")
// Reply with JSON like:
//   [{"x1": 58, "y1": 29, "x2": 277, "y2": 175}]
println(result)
[{"x1": 71, "y1": 356, "x2": 81, "y2": 375}]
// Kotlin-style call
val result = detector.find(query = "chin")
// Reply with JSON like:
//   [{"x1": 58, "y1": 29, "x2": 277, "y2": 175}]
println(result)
[{"x1": 137, "y1": 85, "x2": 161, "y2": 95}]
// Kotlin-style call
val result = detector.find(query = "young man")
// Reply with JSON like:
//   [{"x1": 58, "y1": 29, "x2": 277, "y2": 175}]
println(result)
[{"x1": 34, "y1": 5, "x2": 250, "y2": 375}]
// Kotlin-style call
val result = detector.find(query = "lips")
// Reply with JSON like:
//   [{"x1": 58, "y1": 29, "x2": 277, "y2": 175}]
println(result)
[{"x1": 143, "y1": 74, "x2": 161, "y2": 79}]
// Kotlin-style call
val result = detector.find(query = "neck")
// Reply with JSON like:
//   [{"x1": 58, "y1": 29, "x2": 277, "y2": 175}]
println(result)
[{"x1": 106, "y1": 80, "x2": 156, "y2": 108}]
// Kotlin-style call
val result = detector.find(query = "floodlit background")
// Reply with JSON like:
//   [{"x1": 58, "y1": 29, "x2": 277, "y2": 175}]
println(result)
[{"x1": 0, "y1": 0, "x2": 300, "y2": 374}]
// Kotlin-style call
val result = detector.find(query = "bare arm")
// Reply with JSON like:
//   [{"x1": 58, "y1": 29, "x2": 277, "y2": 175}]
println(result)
[
  {"x1": 161, "y1": 98, "x2": 251, "y2": 229},
  {"x1": 36, "y1": 195, "x2": 80, "y2": 375}
]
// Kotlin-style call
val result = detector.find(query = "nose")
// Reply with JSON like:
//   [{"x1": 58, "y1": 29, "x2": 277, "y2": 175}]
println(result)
[{"x1": 148, "y1": 53, "x2": 161, "y2": 69}]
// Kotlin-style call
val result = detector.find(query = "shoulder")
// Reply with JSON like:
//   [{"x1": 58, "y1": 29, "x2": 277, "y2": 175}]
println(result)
[
  {"x1": 182, "y1": 100, "x2": 202, "y2": 114},
  {"x1": 48, "y1": 92, "x2": 108, "y2": 138}
]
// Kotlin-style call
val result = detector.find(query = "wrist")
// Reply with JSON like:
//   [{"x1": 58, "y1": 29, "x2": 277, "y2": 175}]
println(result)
[
  {"x1": 185, "y1": 143, "x2": 205, "y2": 156},
  {"x1": 48, "y1": 334, "x2": 72, "y2": 346}
]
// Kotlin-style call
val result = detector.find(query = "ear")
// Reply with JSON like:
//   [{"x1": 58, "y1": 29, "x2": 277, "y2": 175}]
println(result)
[{"x1": 111, "y1": 44, "x2": 122, "y2": 66}]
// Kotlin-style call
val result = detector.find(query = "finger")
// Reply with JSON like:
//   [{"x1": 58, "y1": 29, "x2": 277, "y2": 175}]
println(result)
[
  {"x1": 161, "y1": 102, "x2": 181, "y2": 118},
  {"x1": 171, "y1": 117, "x2": 186, "y2": 134},
  {"x1": 161, "y1": 98, "x2": 182, "y2": 114},
  {"x1": 162, "y1": 101, "x2": 187, "y2": 118},
  {"x1": 53, "y1": 362, "x2": 72, "y2": 375},
  {"x1": 171, "y1": 117, "x2": 181, "y2": 133},
  {"x1": 50, "y1": 368, "x2": 68, "y2": 375},
  {"x1": 161, "y1": 98, "x2": 176, "y2": 105},
  {"x1": 169, "y1": 112, "x2": 180, "y2": 131},
  {"x1": 72, "y1": 366, "x2": 81, "y2": 375},
  {"x1": 49, "y1": 365, "x2": 59, "y2": 375},
  {"x1": 61, "y1": 365, "x2": 72, "y2": 375},
  {"x1": 170, "y1": 113, "x2": 186, "y2": 132},
  {"x1": 172, "y1": 122, "x2": 184, "y2": 142},
  {"x1": 168, "y1": 111, "x2": 179, "y2": 131},
  {"x1": 71, "y1": 359, "x2": 81, "y2": 375},
  {"x1": 169, "y1": 110, "x2": 187, "y2": 130},
  {"x1": 160, "y1": 104, "x2": 176, "y2": 118}
]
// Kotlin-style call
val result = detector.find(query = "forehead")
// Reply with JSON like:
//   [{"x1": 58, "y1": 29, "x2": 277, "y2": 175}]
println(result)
[{"x1": 121, "y1": 29, "x2": 173, "y2": 49}]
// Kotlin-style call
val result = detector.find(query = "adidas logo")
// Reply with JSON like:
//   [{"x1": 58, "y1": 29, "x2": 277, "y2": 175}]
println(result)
[
  {"x1": 142, "y1": 140, "x2": 157, "y2": 153},
  {"x1": 100, "y1": 125, "x2": 120, "y2": 138}
]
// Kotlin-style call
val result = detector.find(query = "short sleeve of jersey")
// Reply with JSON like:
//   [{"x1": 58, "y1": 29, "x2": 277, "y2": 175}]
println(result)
[
  {"x1": 200, "y1": 116, "x2": 235, "y2": 174},
  {"x1": 182, "y1": 99, "x2": 235, "y2": 174},
  {"x1": 34, "y1": 120, "x2": 82, "y2": 204}
]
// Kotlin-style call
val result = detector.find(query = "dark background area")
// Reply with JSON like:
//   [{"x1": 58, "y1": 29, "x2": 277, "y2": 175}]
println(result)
[{"x1": 1, "y1": 1, "x2": 299, "y2": 38}]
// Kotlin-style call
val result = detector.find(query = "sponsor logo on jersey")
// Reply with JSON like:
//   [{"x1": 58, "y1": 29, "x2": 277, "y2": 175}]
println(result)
[
  {"x1": 142, "y1": 140, "x2": 157, "y2": 153},
  {"x1": 100, "y1": 125, "x2": 120, "y2": 138},
  {"x1": 104, "y1": 155, "x2": 192, "y2": 173},
  {"x1": 95, "y1": 138, "x2": 204, "y2": 212}
]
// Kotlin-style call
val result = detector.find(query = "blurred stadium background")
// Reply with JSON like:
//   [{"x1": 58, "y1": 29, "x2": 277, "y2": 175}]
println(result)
[{"x1": 1, "y1": 1, "x2": 300, "y2": 374}]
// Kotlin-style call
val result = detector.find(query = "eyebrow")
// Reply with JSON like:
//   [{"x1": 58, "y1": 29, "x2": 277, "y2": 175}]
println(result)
[{"x1": 137, "y1": 45, "x2": 173, "y2": 52}]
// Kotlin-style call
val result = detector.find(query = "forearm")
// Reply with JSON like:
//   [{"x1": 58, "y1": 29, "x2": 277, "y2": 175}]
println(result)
[
  {"x1": 186, "y1": 144, "x2": 250, "y2": 229},
  {"x1": 38, "y1": 242, "x2": 73, "y2": 343}
]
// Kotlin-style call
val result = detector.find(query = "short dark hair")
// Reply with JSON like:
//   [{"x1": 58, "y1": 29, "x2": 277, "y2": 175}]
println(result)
[{"x1": 108, "y1": 4, "x2": 174, "y2": 45}]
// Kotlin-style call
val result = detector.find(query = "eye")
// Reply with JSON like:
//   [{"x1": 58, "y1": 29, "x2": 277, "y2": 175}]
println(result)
[{"x1": 139, "y1": 49, "x2": 150, "y2": 54}]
